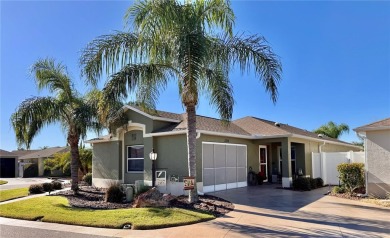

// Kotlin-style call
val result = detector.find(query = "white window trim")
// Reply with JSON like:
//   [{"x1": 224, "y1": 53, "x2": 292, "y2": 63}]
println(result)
[{"x1": 127, "y1": 145, "x2": 144, "y2": 173}]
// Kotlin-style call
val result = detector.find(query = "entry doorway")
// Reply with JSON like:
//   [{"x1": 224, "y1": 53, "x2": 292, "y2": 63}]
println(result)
[{"x1": 259, "y1": 146, "x2": 268, "y2": 182}]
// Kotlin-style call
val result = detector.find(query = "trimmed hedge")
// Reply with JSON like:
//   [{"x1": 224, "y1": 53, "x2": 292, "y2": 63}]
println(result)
[
  {"x1": 29, "y1": 184, "x2": 44, "y2": 194},
  {"x1": 332, "y1": 186, "x2": 345, "y2": 194},
  {"x1": 105, "y1": 183, "x2": 124, "y2": 203},
  {"x1": 23, "y1": 164, "x2": 38, "y2": 178},
  {"x1": 337, "y1": 163, "x2": 365, "y2": 194},
  {"x1": 42, "y1": 183, "x2": 53, "y2": 192},
  {"x1": 52, "y1": 181, "x2": 62, "y2": 190},
  {"x1": 293, "y1": 177, "x2": 312, "y2": 191}
]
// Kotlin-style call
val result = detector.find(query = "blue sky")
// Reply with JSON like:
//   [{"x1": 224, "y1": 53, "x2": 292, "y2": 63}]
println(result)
[{"x1": 1, "y1": 1, "x2": 389, "y2": 151}]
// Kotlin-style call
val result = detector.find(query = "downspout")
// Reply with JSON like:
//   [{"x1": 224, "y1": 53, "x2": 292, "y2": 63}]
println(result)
[
  {"x1": 357, "y1": 132, "x2": 368, "y2": 196},
  {"x1": 195, "y1": 131, "x2": 204, "y2": 195}
]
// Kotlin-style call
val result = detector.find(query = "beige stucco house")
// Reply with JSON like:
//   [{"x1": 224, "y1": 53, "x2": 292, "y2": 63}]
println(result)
[{"x1": 355, "y1": 118, "x2": 390, "y2": 198}]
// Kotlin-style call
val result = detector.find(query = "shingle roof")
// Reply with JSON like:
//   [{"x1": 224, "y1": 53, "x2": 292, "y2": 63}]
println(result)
[
  {"x1": 88, "y1": 106, "x2": 355, "y2": 146},
  {"x1": 154, "y1": 114, "x2": 251, "y2": 135},
  {"x1": 11, "y1": 150, "x2": 39, "y2": 157},
  {"x1": 0, "y1": 149, "x2": 17, "y2": 157},
  {"x1": 233, "y1": 116, "x2": 351, "y2": 144},
  {"x1": 354, "y1": 118, "x2": 390, "y2": 132},
  {"x1": 19, "y1": 147, "x2": 69, "y2": 160}
]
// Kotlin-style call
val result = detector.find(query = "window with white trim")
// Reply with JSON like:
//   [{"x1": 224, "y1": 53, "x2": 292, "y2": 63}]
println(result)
[{"x1": 127, "y1": 145, "x2": 144, "y2": 172}]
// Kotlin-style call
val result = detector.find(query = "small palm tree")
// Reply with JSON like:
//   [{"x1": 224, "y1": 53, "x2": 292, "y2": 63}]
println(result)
[
  {"x1": 313, "y1": 121, "x2": 350, "y2": 139},
  {"x1": 11, "y1": 58, "x2": 106, "y2": 192},
  {"x1": 80, "y1": 0, "x2": 282, "y2": 202}
]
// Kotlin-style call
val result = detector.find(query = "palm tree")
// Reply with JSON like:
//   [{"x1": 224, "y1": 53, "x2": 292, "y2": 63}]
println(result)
[
  {"x1": 313, "y1": 121, "x2": 350, "y2": 139},
  {"x1": 11, "y1": 58, "x2": 105, "y2": 192},
  {"x1": 80, "y1": 0, "x2": 282, "y2": 202}
]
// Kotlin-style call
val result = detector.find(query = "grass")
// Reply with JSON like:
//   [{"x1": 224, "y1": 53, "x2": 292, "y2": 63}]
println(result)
[
  {"x1": 0, "y1": 188, "x2": 29, "y2": 202},
  {"x1": 0, "y1": 196, "x2": 214, "y2": 229},
  {"x1": 0, "y1": 180, "x2": 8, "y2": 185}
]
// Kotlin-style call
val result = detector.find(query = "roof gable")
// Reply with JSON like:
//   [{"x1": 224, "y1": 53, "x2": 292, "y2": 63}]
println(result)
[{"x1": 354, "y1": 118, "x2": 390, "y2": 132}]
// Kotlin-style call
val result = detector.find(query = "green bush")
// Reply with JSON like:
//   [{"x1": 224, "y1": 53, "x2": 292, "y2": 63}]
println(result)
[
  {"x1": 315, "y1": 178, "x2": 324, "y2": 187},
  {"x1": 42, "y1": 183, "x2": 53, "y2": 192},
  {"x1": 23, "y1": 164, "x2": 38, "y2": 178},
  {"x1": 337, "y1": 163, "x2": 365, "y2": 194},
  {"x1": 310, "y1": 178, "x2": 317, "y2": 189},
  {"x1": 82, "y1": 173, "x2": 92, "y2": 186},
  {"x1": 105, "y1": 183, "x2": 124, "y2": 203},
  {"x1": 293, "y1": 177, "x2": 311, "y2": 191},
  {"x1": 332, "y1": 186, "x2": 345, "y2": 194},
  {"x1": 62, "y1": 161, "x2": 71, "y2": 176},
  {"x1": 29, "y1": 184, "x2": 44, "y2": 194},
  {"x1": 52, "y1": 181, "x2": 62, "y2": 190}
]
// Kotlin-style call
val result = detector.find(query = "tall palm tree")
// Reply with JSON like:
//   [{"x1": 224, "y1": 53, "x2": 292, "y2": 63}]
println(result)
[
  {"x1": 80, "y1": 0, "x2": 282, "y2": 202},
  {"x1": 313, "y1": 121, "x2": 350, "y2": 139},
  {"x1": 11, "y1": 58, "x2": 106, "y2": 192}
]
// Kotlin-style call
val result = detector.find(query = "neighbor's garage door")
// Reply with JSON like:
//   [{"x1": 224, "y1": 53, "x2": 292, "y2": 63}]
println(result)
[
  {"x1": 203, "y1": 142, "x2": 247, "y2": 193},
  {"x1": 0, "y1": 158, "x2": 16, "y2": 178}
]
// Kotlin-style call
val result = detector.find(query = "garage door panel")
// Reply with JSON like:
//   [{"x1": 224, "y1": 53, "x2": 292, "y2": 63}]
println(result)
[
  {"x1": 237, "y1": 167, "x2": 246, "y2": 182},
  {"x1": 226, "y1": 167, "x2": 237, "y2": 183},
  {"x1": 203, "y1": 169, "x2": 215, "y2": 186},
  {"x1": 214, "y1": 144, "x2": 226, "y2": 168},
  {"x1": 215, "y1": 168, "x2": 226, "y2": 185},
  {"x1": 226, "y1": 145, "x2": 237, "y2": 167},
  {"x1": 203, "y1": 144, "x2": 214, "y2": 168},
  {"x1": 237, "y1": 146, "x2": 246, "y2": 167}
]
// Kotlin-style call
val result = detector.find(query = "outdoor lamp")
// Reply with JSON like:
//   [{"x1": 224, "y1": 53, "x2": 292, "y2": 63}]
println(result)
[{"x1": 149, "y1": 149, "x2": 157, "y2": 187}]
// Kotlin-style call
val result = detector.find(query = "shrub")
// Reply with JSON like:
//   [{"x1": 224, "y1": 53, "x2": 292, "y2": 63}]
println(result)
[
  {"x1": 105, "y1": 183, "x2": 124, "y2": 203},
  {"x1": 293, "y1": 177, "x2": 311, "y2": 191},
  {"x1": 29, "y1": 184, "x2": 44, "y2": 194},
  {"x1": 62, "y1": 161, "x2": 71, "y2": 176},
  {"x1": 332, "y1": 186, "x2": 345, "y2": 194},
  {"x1": 310, "y1": 178, "x2": 317, "y2": 189},
  {"x1": 337, "y1": 163, "x2": 365, "y2": 194},
  {"x1": 82, "y1": 173, "x2": 92, "y2": 186},
  {"x1": 315, "y1": 178, "x2": 324, "y2": 187},
  {"x1": 42, "y1": 182, "x2": 53, "y2": 192},
  {"x1": 23, "y1": 164, "x2": 38, "y2": 178},
  {"x1": 52, "y1": 181, "x2": 62, "y2": 190}
]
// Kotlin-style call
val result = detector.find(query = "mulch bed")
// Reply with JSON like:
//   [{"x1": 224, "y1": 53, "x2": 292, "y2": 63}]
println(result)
[{"x1": 53, "y1": 186, "x2": 234, "y2": 217}]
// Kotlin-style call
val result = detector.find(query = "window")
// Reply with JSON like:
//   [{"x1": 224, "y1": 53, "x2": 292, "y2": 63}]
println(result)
[{"x1": 127, "y1": 145, "x2": 144, "y2": 172}]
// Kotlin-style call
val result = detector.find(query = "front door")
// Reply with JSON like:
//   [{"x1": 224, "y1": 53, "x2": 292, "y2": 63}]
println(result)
[{"x1": 259, "y1": 146, "x2": 268, "y2": 182}]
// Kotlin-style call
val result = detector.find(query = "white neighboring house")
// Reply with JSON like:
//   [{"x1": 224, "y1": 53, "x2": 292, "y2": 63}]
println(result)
[
  {"x1": 354, "y1": 118, "x2": 390, "y2": 198},
  {"x1": 17, "y1": 147, "x2": 69, "y2": 177}
]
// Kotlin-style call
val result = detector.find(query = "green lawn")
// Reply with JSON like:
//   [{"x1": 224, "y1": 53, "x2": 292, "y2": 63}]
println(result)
[
  {"x1": 0, "y1": 188, "x2": 29, "y2": 202},
  {"x1": 0, "y1": 180, "x2": 8, "y2": 185},
  {"x1": 0, "y1": 196, "x2": 214, "y2": 229}
]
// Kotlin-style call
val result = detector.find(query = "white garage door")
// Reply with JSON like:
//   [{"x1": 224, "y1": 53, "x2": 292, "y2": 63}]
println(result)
[{"x1": 202, "y1": 142, "x2": 247, "y2": 193}]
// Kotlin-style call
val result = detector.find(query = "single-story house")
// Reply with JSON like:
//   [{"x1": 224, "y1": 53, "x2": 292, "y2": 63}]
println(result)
[
  {"x1": 87, "y1": 105, "x2": 360, "y2": 195},
  {"x1": 354, "y1": 118, "x2": 390, "y2": 198},
  {"x1": 17, "y1": 147, "x2": 69, "y2": 177},
  {"x1": 0, "y1": 149, "x2": 19, "y2": 178}
]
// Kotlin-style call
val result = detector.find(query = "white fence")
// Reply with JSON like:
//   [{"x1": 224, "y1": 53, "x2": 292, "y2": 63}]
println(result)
[{"x1": 312, "y1": 151, "x2": 365, "y2": 185}]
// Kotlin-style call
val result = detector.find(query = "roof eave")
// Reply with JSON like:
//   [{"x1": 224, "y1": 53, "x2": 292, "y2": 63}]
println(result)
[{"x1": 123, "y1": 105, "x2": 181, "y2": 123}]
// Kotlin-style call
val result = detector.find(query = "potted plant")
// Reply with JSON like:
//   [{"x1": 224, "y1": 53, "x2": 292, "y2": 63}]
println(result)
[{"x1": 257, "y1": 171, "x2": 267, "y2": 185}]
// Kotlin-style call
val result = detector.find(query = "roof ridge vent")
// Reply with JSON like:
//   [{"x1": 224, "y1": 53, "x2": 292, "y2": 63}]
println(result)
[{"x1": 274, "y1": 122, "x2": 281, "y2": 127}]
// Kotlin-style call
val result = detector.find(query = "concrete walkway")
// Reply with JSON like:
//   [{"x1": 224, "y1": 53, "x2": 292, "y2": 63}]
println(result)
[{"x1": 1, "y1": 184, "x2": 389, "y2": 237}]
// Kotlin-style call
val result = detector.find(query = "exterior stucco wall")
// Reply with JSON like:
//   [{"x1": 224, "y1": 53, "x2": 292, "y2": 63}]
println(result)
[
  {"x1": 123, "y1": 130, "x2": 144, "y2": 183},
  {"x1": 366, "y1": 130, "x2": 390, "y2": 198},
  {"x1": 92, "y1": 141, "x2": 122, "y2": 180}
]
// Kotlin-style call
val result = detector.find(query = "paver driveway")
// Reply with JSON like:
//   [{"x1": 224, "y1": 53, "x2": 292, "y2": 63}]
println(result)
[{"x1": 1, "y1": 184, "x2": 389, "y2": 237}]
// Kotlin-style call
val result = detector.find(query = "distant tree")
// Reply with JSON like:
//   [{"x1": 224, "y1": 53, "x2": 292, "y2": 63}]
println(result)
[{"x1": 313, "y1": 121, "x2": 350, "y2": 139}]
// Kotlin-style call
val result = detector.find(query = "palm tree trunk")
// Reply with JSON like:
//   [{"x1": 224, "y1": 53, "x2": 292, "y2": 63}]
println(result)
[
  {"x1": 185, "y1": 104, "x2": 198, "y2": 203},
  {"x1": 68, "y1": 134, "x2": 80, "y2": 193}
]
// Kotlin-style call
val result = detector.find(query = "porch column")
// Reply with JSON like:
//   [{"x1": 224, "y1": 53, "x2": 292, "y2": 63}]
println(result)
[{"x1": 281, "y1": 138, "x2": 292, "y2": 188}]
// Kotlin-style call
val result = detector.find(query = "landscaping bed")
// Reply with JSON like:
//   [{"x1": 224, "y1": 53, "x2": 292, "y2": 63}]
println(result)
[
  {"x1": 54, "y1": 186, "x2": 234, "y2": 217},
  {"x1": 0, "y1": 180, "x2": 8, "y2": 185}
]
